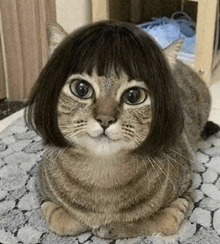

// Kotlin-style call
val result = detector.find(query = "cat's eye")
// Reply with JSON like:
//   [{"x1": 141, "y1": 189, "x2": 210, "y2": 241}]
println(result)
[
  {"x1": 70, "y1": 79, "x2": 93, "y2": 99},
  {"x1": 123, "y1": 87, "x2": 147, "y2": 105}
]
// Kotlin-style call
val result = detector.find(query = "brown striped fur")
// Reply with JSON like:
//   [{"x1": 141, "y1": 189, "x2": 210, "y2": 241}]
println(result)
[{"x1": 32, "y1": 21, "x2": 211, "y2": 239}]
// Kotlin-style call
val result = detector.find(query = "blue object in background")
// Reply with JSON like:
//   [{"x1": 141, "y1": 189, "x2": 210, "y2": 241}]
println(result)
[{"x1": 139, "y1": 12, "x2": 196, "y2": 55}]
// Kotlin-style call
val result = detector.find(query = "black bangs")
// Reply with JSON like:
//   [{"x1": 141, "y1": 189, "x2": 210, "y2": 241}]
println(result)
[
  {"x1": 68, "y1": 21, "x2": 156, "y2": 80},
  {"x1": 26, "y1": 20, "x2": 184, "y2": 155}
]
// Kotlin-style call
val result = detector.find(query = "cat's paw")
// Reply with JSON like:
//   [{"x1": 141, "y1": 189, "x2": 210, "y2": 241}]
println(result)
[
  {"x1": 92, "y1": 224, "x2": 117, "y2": 239},
  {"x1": 42, "y1": 201, "x2": 88, "y2": 236},
  {"x1": 91, "y1": 198, "x2": 189, "y2": 239},
  {"x1": 92, "y1": 222, "x2": 144, "y2": 239},
  {"x1": 154, "y1": 198, "x2": 189, "y2": 236}
]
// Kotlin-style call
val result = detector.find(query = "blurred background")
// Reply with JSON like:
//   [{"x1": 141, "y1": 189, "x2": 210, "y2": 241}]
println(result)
[{"x1": 0, "y1": 0, "x2": 219, "y2": 125}]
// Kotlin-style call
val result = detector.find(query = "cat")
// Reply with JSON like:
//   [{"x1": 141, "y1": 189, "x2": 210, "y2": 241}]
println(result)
[{"x1": 26, "y1": 20, "x2": 211, "y2": 239}]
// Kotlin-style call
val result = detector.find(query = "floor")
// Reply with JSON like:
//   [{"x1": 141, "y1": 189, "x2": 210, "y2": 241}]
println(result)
[
  {"x1": 1, "y1": 106, "x2": 220, "y2": 243},
  {"x1": 0, "y1": 106, "x2": 25, "y2": 133},
  {"x1": 0, "y1": 73, "x2": 220, "y2": 134}
]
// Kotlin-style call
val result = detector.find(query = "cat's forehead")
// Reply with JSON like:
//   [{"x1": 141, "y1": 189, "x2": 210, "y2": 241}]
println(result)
[
  {"x1": 91, "y1": 70, "x2": 129, "y2": 92},
  {"x1": 91, "y1": 70, "x2": 147, "y2": 91}
]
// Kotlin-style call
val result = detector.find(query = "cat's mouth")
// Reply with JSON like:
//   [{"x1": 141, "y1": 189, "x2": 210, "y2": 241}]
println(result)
[
  {"x1": 84, "y1": 131, "x2": 126, "y2": 155},
  {"x1": 88, "y1": 132, "x2": 120, "y2": 142}
]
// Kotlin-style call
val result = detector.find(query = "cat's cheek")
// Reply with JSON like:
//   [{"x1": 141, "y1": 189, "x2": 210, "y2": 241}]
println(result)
[{"x1": 105, "y1": 123, "x2": 123, "y2": 140}]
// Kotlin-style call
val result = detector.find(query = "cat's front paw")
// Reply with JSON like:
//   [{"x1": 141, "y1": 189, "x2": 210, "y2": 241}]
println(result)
[
  {"x1": 42, "y1": 201, "x2": 89, "y2": 236},
  {"x1": 92, "y1": 224, "x2": 117, "y2": 239},
  {"x1": 92, "y1": 222, "x2": 142, "y2": 239},
  {"x1": 154, "y1": 198, "x2": 189, "y2": 236}
]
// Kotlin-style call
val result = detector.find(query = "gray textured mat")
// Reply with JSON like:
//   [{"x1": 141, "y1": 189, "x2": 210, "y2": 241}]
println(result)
[{"x1": 1, "y1": 117, "x2": 220, "y2": 244}]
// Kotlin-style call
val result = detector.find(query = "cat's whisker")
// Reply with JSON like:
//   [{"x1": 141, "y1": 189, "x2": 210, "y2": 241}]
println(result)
[
  {"x1": 151, "y1": 158, "x2": 167, "y2": 182},
  {"x1": 44, "y1": 146, "x2": 66, "y2": 162},
  {"x1": 60, "y1": 125, "x2": 86, "y2": 131},
  {"x1": 167, "y1": 163, "x2": 178, "y2": 196},
  {"x1": 63, "y1": 127, "x2": 89, "y2": 144},
  {"x1": 139, "y1": 128, "x2": 149, "y2": 132},
  {"x1": 140, "y1": 156, "x2": 150, "y2": 183},
  {"x1": 163, "y1": 154, "x2": 180, "y2": 177},
  {"x1": 164, "y1": 153, "x2": 189, "y2": 171},
  {"x1": 141, "y1": 157, "x2": 162, "y2": 187},
  {"x1": 128, "y1": 131, "x2": 144, "y2": 144},
  {"x1": 61, "y1": 126, "x2": 87, "y2": 138},
  {"x1": 59, "y1": 123, "x2": 74, "y2": 127},
  {"x1": 58, "y1": 120, "x2": 75, "y2": 125},
  {"x1": 135, "y1": 133, "x2": 146, "y2": 142},
  {"x1": 60, "y1": 128, "x2": 74, "y2": 133},
  {"x1": 134, "y1": 136, "x2": 141, "y2": 143},
  {"x1": 133, "y1": 137, "x2": 142, "y2": 147},
  {"x1": 65, "y1": 133, "x2": 80, "y2": 142},
  {"x1": 129, "y1": 144, "x2": 137, "y2": 151},
  {"x1": 59, "y1": 121, "x2": 72, "y2": 125},
  {"x1": 169, "y1": 148, "x2": 193, "y2": 163},
  {"x1": 123, "y1": 132, "x2": 134, "y2": 138},
  {"x1": 59, "y1": 120, "x2": 87, "y2": 127},
  {"x1": 73, "y1": 127, "x2": 87, "y2": 134},
  {"x1": 54, "y1": 147, "x2": 66, "y2": 162},
  {"x1": 124, "y1": 134, "x2": 133, "y2": 141},
  {"x1": 135, "y1": 156, "x2": 140, "y2": 174},
  {"x1": 152, "y1": 158, "x2": 168, "y2": 178},
  {"x1": 44, "y1": 146, "x2": 59, "y2": 159},
  {"x1": 62, "y1": 128, "x2": 85, "y2": 136},
  {"x1": 155, "y1": 158, "x2": 178, "y2": 196},
  {"x1": 146, "y1": 156, "x2": 164, "y2": 189},
  {"x1": 163, "y1": 157, "x2": 184, "y2": 195},
  {"x1": 135, "y1": 131, "x2": 145, "y2": 138}
]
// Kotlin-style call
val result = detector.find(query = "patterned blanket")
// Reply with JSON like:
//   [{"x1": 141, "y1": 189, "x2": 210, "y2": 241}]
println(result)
[{"x1": 1, "y1": 117, "x2": 220, "y2": 244}]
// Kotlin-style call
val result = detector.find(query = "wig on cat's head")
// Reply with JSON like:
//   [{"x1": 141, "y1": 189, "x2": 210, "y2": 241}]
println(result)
[{"x1": 26, "y1": 20, "x2": 184, "y2": 156}]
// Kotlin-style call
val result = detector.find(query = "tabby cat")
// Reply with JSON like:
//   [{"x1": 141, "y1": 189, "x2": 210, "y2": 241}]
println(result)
[{"x1": 26, "y1": 20, "x2": 211, "y2": 239}]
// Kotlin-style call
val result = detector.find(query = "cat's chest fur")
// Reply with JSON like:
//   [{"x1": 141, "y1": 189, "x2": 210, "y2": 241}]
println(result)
[
  {"x1": 41, "y1": 145, "x2": 184, "y2": 227},
  {"x1": 46, "y1": 147, "x2": 144, "y2": 188}
]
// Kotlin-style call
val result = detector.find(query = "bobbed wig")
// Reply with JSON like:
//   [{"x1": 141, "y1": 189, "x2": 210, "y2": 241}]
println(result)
[{"x1": 26, "y1": 20, "x2": 184, "y2": 156}]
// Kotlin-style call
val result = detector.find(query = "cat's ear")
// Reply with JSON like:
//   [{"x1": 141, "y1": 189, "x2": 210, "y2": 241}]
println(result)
[
  {"x1": 46, "y1": 22, "x2": 69, "y2": 56},
  {"x1": 163, "y1": 39, "x2": 184, "y2": 68}
]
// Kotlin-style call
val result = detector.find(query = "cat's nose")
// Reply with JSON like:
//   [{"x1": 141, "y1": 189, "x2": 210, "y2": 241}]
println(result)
[{"x1": 96, "y1": 115, "x2": 117, "y2": 129}]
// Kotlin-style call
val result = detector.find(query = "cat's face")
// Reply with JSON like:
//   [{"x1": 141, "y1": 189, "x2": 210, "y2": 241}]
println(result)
[
  {"x1": 27, "y1": 22, "x2": 185, "y2": 155},
  {"x1": 57, "y1": 70, "x2": 152, "y2": 156}
]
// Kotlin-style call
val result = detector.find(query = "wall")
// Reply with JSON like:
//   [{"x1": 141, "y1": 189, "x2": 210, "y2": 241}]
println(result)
[
  {"x1": 0, "y1": 0, "x2": 92, "y2": 100},
  {"x1": 56, "y1": 0, "x2": 92, "y2": 33},
  {"x1": 0, "y1": 23, "x2": 6, "y2": 98},
  {"x1": 0, "y1": 0, "x2": 199, "y2": 100},
  {"x1": 0, "y1": 0, "x2": 56, "y2": 100}
]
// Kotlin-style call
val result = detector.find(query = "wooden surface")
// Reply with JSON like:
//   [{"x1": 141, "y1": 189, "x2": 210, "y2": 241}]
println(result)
[
  {"x1": 91, "y1": 0, "x2": 109, "y2": 22},
  {"x1": 0, "y1": 0, "x2": 56, "y2": 100},
  {"x1": 188, "y1": 0, "x2": 218, "y2": 85},
  {"x1": 0, "y1": 29, "x2": 6, "y2": 99}
]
